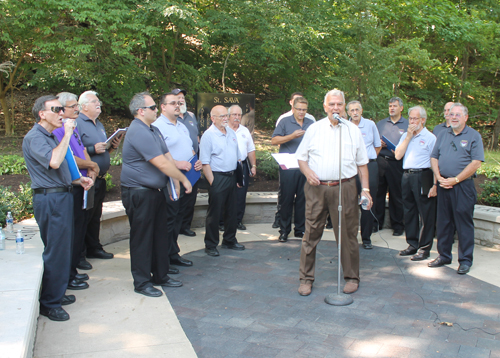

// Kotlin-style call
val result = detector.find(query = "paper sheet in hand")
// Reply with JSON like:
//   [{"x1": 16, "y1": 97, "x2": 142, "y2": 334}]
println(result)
[
  {"x1": 105, "y1": 128, "x2": 128, "y2": 149},
  {"x1": 271, "y1": 153, "x2": 299, "y2": 170},
  {"x1": 381, "y1": 135, "x2": 397, "y2": 152},
  {"x1": 182, "y1": 155, "x2": 201, "y2": 187},
  {"x1": 166, "y1": 178, "x2": 179, "y2": 201}
]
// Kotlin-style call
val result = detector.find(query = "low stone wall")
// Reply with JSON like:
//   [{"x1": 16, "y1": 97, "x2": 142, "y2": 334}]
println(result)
[{"x1": 472, "y1": 205, "x2": 500, "y2": 249}]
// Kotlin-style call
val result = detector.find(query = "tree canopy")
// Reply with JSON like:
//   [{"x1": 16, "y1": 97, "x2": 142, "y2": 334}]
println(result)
[{"x1": 1, "y1": 0, "x2": 500, "y2": 145}]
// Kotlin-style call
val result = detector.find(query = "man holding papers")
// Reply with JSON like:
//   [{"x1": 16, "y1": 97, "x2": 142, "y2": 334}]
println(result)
[
  {"x1": 272, "y1": 97, "x2": 315, "y2": 243},
  {"x1": 153, "y1": 90, "x2": 202, "y2": 269}
]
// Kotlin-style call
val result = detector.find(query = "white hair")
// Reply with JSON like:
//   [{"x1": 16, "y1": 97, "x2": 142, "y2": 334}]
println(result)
[
  {"x1": 324, "y1": 89, "x2": 345, "y2": 105},
  {"x1": 78, "y1": 90, "x2": 99, "y2": 110},
  {"x1": 56, "y1": 92, "x2": 77, "y2": 107}
]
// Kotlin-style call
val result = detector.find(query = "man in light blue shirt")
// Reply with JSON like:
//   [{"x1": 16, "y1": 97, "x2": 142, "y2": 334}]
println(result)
[
  {"x1": 200, "y1": 105, "x2": 245, "y2": 256},
  {"x1": 347, "y1": 101, "x2": 381, "y2": 249},
  {"x1": 395, "y1": 106, "x2": 437, "y2": 261}
]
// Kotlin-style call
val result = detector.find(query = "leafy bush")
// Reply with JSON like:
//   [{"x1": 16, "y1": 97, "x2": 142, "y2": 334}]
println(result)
[
  {"x1": 0, "y1": 155, "x2": 27, "y2": 175},
  {"x1": 478, "y1": 180, "x2": 500, "y2": 207},
  {"x1": 256, "y1": 150, "x2": 279, "y2": 180},
  {"x1": 104, "y1": 172, "x2": 116, "y2": 192},
  {"x1": 110, "y1": 152, "x2": 123, "y2": 166},
  {"x1": 0, "y1": 183, "x2": 34, "y2": 227},
  {"x1": 477, "y1": 166, "x2": 500, "y2": 179}
]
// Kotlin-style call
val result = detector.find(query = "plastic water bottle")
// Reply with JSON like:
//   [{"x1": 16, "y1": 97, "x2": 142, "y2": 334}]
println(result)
[
  {"x1": 0, "y1": 228, "x2": 5, "y2": 250},
  {"x1": 6, "y1": 212, "x2": 14, "y2": 233},
  {"x1": 16, "y1": 229, "x2": 24, "y2": 254},
  {"x1": 359, "y1": 196, "x2": 370, "y2": 210}
]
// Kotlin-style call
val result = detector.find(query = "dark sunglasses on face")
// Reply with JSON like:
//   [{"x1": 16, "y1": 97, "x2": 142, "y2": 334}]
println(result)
[
  {"x1": 138, "y1": 104, "x2": 157, "y2": 111},
  {"x1": 49, "y1": 106, "x2": 65, "y2": 113}
]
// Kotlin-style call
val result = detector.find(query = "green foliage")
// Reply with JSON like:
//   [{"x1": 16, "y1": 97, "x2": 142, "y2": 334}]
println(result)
[
  {"x1": 0, "y1": 155, "x2": 27, "y2": 175},
  {"x1": 256, "y1": 150, "x2": 279, "y2": 180},
  {"x1": 0, "y1": 183, "x2": 33, "y2": 226},
  {"x1": 478, "y1": 180, "x2": 500, "y2": 207},
  {"x1": 104, "y1": 172, "x2": 115, "y2": 192},
  {"x1": 110, "y1": 153, "x2": 123, "y2": 166}
]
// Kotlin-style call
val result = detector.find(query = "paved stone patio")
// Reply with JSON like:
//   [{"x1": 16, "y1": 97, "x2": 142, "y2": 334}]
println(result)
[{"x1": 167, "y1": 240, "x2": 500, "y2": 358}]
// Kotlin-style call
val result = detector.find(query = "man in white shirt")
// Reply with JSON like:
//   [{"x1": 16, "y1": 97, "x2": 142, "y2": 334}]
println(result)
[{"x1": 296, "y1": 89, "x2": 371, "y2": 296}]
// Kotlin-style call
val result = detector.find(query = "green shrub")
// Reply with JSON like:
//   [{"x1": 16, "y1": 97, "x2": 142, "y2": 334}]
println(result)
[
  {"x1": 256, "y1": 150, "x2": 279, "y2": 180},
  {"x1": 110, "y1": 152, "x2": 123, "y2": 166},
  {"x1": 478, "y1": 180, "x2": 500, "y2": 207},
  {"x1": 0, "y1": 182, "x2": 34, "y2": 226},
  {"x1": 0, "y1": 155, "x2": 27, "y2": 175},
  {"x1": 104, "y1": 172, "x2": 116, "y2": 192}
]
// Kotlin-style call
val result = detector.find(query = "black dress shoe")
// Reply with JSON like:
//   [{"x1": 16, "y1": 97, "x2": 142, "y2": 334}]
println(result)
[
  {"x1": 363, "y1": 243, "x2": 373, "y2": 249},
  {"x1": 170, "y1": 257, "x2": 193, "y2": 267},
  {"x1": 279, "y1": 233, "x2": 288, "y2": 242},
  {"x1": 40, "y1": 306, "x2": 70, "y2": 321},
  {"x1": 399, "y1": 246, "x2": 418, "y2": 256},
  {"x1": 294, "y1": 232, "x2": 304, "y2": 238},
  {"x1": 75, "y1": 273, "x2": 89, "y2": 281},
  {"x1": 134, "y1": 286, "x2": 163, "y2": 297},
  {"x1": 168, "y1": 267, "x2": 179, "y2": 274},
  {"x1": 205, "y1": 247, "x2": 220, "y2": 256},
  {"x1": 272, "y1": 218, "x2": 280, "y2": 229},
  {"x1": 411, "y1": 252, "x2": 430, "y2": 261},
  {"x1": 180, "y1": 229, "x2": 196, "y2": 237},
  {"x1": 428, "y1": 256, "x2": 452, "y2": 268},
  {"x1": 393, "y1": 230, "x2": 404, "y2": 236},
  {"x1": 457, "y1": 264, "x2": 471, "y2": 275},
  {"x1": 77, "y1": 258, "x2": 92, "y2": 270},
  {"x1": 221, "y1": 242, "x2": 245, "y2": 250},
  {"x1": 162, "y1": 277, "x2": 183, "y2": 288},
  {"x1": 61, "y1": 295, "x2": 76, "y2": 306},
  {"x1": 219, "y1": 224, "x2": 225, "y2": 232},
  {"x1": 87, "y1": 248, "x2": 114, "y2": 259},
  {"x1": 67, "y1": 279, "x2": 89, "y2": 290},
  {"x1": 237, "y1": 222, "x2": 247, "y2": 230}
]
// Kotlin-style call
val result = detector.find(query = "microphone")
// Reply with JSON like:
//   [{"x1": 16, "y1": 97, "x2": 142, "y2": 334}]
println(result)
[
  {"x1": 333, "y1": 113, "x2": 349, "y2": 126},
  {"x1": 62, "y1": 118, "x2": 77, "y2": 127}
]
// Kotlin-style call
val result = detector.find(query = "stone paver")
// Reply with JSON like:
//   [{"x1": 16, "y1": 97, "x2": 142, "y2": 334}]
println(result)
[{"x1": 167, "y1": 239, "x2": 500, "y2": 358}]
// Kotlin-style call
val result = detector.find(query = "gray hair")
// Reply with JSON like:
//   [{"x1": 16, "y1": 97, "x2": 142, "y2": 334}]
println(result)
[
  {"x1": 228, "y1": 105, "x2": 242, "y2": 114},
  {"x1": 346, "y1": 100, "x2": 362, "y2": 111},
  {"x1": 389, "y1": 97, "x2": 403, "y2": 107},
  {"x1": 32, "y1": 95, "x2": 58, "y2": 122},
  {"x1": 78, "y1": 90, "x2": 99, "y2": 109},
  {"x1": 56, "y1": 92, "x2": 77, "y2": 107},
  {"x1": 324, "y1": 89, "x2": 345, "y2": 104},
  {"x1": 129, "y1": 91, "x2": 151, "y2": 116},
  {"x1": 450, "y1": 103, "x2": 468, "y2": 116},
  {"x1": 408, "y1": 105, "x2": 427, "y2": 122}
]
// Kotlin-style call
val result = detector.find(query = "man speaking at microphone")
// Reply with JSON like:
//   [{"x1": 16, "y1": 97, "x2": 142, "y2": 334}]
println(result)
[{"x1": 295, "y1": 89, "x2": 371, "y2": 296}]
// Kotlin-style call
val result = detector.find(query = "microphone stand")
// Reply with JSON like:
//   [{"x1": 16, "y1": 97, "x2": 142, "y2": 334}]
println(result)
[{"x1": 325, "y1": 116, "x2": 354, "y2": 306}]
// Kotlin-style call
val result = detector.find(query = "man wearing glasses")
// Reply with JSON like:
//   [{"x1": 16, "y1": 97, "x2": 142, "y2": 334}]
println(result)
[
  {"x1": 76, "y1": 91, "x2": 122, "y2": 262},
  {"x1": 53, "y1": 92, "x2": 99, "y2": 290},
  {"x1": 152, "y1": 90, "x2": 202, "y2": 270},
  {"x1": 433, "y1": 102, "x2": 454, "y2": 137},
  {"x1": 430, "y1": 103, "x2": 484, "y2": 275},
  {"x1": 394, "y1": 106, "x2": 437, "y2": 261},
  {"x1": 175, "y1": 88, "x2": 201, "y2": 238},
  {"x1": 200, "y1": 105, "x2": 245, "y2": 257},
  {"x1": 23, "y1": 95, "x2": 94, "y2": 321},
  {"x1": 272, "y1": 97, "x2": 315, "y2": 243}
]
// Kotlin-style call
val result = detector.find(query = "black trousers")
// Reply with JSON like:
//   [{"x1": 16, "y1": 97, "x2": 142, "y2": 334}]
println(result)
[
  {"x1": 436, "y1": 180, "x2": 476, "y2": 265},
  {"x1": 220, "y1": 159, "x2": 250, "y2": 224},
  {"x1": 402, "y1": 170, "x2": 436, "y2": 253},
  {"x1": 278, "y1": 168, "x2": 306, "y2": 236},
  {"x1": 180, "y1": 179, "x2": 199, "y2": 232},
  {"x1": 70, "y1": 186, "x2": 88, "y2": 281},
  {"x1": 83, "y1": 177, "x2": 106, "y2": 253},
  {"x1": 205, "y1": 172, "x2": 237, "y2": 249},
  {"x1": 122, "y1": 187, "x2": 170, "y2": 290},
  {"x1": 356, "y1": 160, "x2": 379, "y2": 244},
  {"x1": 375, "y1": 156, "x2": 404, "y2": 231},
  {"x1": 33, "y1": 191, "x2": 73, "y2": 309}
]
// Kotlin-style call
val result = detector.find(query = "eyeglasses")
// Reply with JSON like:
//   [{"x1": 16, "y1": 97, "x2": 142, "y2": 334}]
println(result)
[
  {"x1": 163, "y1": 101, "x2": 182, "y2": 107},
  {"x1": 138, "y1": 104, "x2": 157, "y2": 111},
  {"x1": 46, "y1": 106, "x2": 65, "y2": 113},
  {"x1": 89, "y1": 99, "x2": 102, "y2": 105},
  {"x1": 230, "y1": 113, "x2": 242, "y2": 117},
  {"x1": 294, "y1": 108, "x2": 308, "y2": 112},
  {"x1": 212, "y1": 114, "x2": 228, "y2": 119},
  {"x1": 449, "y1": 113, "x2": 463, "y2": 118},
  {"x1": 65, "y1": 104, "x2": 79, "y2": 109},
  {"x1": 73, "y1": 132, "x2": 82, "y2": 146},
  {"x1": 450, "y1": 141, "x2": 457, "y2": 151},
  {"x1": 408, "y1": 117, "x2": 421, "y2": 121}
]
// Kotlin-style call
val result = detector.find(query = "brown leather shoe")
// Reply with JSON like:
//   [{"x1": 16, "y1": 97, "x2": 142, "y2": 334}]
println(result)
[
  {"x1": 298, "y1": 282, "x2": 312, "y2": 296},
  {"x1": 343, "y1": 282, "x2": 359, "y2": 294}
]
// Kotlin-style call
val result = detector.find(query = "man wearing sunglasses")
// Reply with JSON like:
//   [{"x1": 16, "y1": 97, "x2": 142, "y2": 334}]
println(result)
[
  {"x1": 430, "y1": 103, "x2": 484, "y2": 275},
  {"x1": 76, "y1": 91, "x2": 122, "y2": 262},
  {"x1": 53, "y1": 92, "x2": 100, "y2": 291},
  {"x1": 23, "y1": 95, "x2": 94, "y2": 321},
  {"x1": 152, "y1": 90, "x2": 202, "y2": 270}
]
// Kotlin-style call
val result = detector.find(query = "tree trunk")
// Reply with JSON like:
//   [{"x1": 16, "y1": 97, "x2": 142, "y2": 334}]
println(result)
[
  {"x1": 492, "y1": 107, "x2": 500, "y2": 150},
  {"x1": 0, "y1": 95, "x2": 13, "y2": 135}
]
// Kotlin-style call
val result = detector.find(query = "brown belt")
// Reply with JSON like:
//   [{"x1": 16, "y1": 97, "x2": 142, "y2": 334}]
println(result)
[{"x1": 319, "y1": 177, "x2": 353, "y2": 187}]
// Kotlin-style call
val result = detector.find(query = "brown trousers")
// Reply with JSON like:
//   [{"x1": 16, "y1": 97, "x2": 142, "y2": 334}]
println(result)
[{"x1": 299, "y1": 179, "x2": 360, "y2": 284}]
